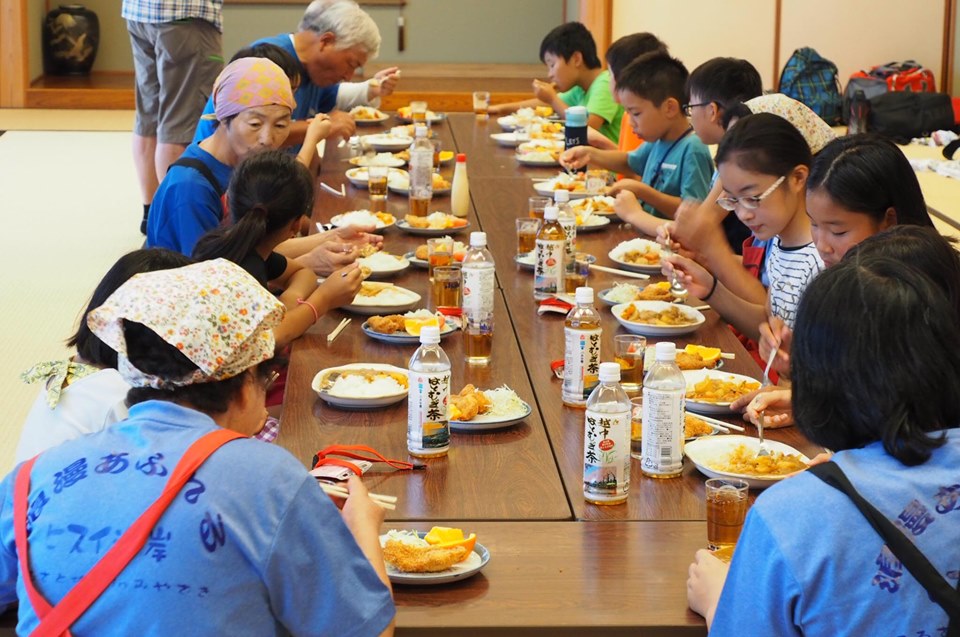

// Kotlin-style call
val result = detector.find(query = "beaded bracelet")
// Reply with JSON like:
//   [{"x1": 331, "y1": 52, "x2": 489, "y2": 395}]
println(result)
[
  {"x1": 702, "y1": 275, "x2": 719, "y2": 302},
  {"x1": 297, "y1": 298, "x2": 320, "y2": 322}
]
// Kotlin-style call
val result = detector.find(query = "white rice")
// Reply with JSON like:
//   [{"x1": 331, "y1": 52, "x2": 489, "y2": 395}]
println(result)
[
  {"x1": 328, "y1": 373, "x2": 407, "y2": 398},
  {"x1": 610, "y1": 238, "x2": 661, "y2": 260},
  {"x1": 351, "y1": 287, "x2": 418, "y2": 306},
  {"x1": 360, "y1": 252, "x2": 404, "y2": 270},
  {"x1": 335, "y1": 209, "x2": 386, "y2": 228},
  {"x1": 604, "y1": 283, "x2": 641, "y2": 304}
]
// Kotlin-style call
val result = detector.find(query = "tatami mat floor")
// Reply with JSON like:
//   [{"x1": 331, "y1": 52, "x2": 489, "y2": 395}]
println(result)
[{"x1": 0, "y1": 110, "x2": 143, "y2": 475}]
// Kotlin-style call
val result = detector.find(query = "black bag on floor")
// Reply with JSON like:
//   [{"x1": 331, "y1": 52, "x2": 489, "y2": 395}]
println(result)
[{"x1": 868, "y1": 92, "x2": 955, "y2": 142}]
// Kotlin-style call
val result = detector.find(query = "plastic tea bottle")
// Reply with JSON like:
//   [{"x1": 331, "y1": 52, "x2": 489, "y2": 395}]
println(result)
[
  {"x1": 564, "y1": 105, "x2": 588, "y2": 173},
  {"x1": 640, "y1": 342, "x2": 685, "y2": 478},
  {"x1": 409, "y1": 124, "x2": 434, "y2": 217},
  {"x1": 562, "y1": 286, "x2": 602, "y2": 408},
  {"x1": 461, "y1": 231, "x2": 495, "y2": 364},
  {"x1": 407, "y1": 325, "x2": 451, "y2": 457},
  {"x1": 534, "y1": 205, "x2": 566, "y2": 300},
  {"x1": 554, "y1": 189, "x2": 577, "y2": 283},
  {"x1": 450, "y1": 153, "x2": 470, "y2": 217},
  {"x1": 583, "y1": 361, "x2": 631, "y2": 505}
]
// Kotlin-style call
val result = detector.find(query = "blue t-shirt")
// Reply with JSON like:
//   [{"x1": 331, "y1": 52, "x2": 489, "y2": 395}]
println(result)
[
  {"x1": 192, "y1": 34, "x2": 341, "y2": 143},
  {"x1": 626, "y1": 131, "x2": 713, "y2": 218},
  {"x1": 146, "y1": 143, "x2": 231, "y2": 256},
  {"x1": 711, "y1": 430, "x2": 960, "y2": 636},
  {"x1": 0, "y1": 401, "x2": 395, "y2": 636}
]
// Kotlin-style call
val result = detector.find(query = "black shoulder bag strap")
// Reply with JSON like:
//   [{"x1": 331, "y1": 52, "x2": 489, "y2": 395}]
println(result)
[
  {"x1": 169, "y1": 157, "x2": 226, "y2": 199},
  {"x1": 808, "y1": 462, "x2": 960, "y2": 633}
]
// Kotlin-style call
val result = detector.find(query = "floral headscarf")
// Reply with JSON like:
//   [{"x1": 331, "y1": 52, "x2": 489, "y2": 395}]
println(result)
[
  {"x1": 745, "y1": 94, "x2": 836, "y2": 154},
  {"x1": 206, "y1": 57, "x2": 296, "y2": 123},
  {"x1": 87, "y1": 259, "x2": 284, "y2": 388}
]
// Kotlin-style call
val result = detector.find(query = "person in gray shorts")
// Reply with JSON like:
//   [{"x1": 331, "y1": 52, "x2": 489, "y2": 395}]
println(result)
[{"x1": 122, "y1": 0, "x2": 224, "y2": 234}]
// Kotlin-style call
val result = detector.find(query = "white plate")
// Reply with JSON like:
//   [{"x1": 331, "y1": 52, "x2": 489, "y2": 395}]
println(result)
[
  {"x1": 380, "y1": 532, "x2": 490, "y2": 585},
  {"x1": 683, "y1": 369, "x2": 762, "y2": 415},
  {"x1": 514, "y1": 252, "x2": 596, "y2": 271},
  {"x1": 598, "y1": 283, "x2": 675, "y2": 306},
  {"x1": 396, "y1": 219, "x2": 470, "y2": 236},
  {"x1": 611, "y1": 300, "x2": 705, "y2": 337},
  {"x1": 329, "y1": 211, "x2": 396, "y2": 232},
  {"x1": 685, "y1": 435, "x2": 810, "y2": 489},
  {"x1": 490, "y1": 132, "x2": 524, "y2": 147},
  {"x1": 361, "y1": 133, "x2": 413, "y2": 152},
  {"x1": 570, "y1": 195, "x2": 617, "y2": 216},
  {"x1": 516, "y1": 152, "x2": 559, "y2": 166},
  {"x1": 345, "y1": 167, "x2": 408, "y2": 189},
  {"x1": 311, "y1": 363, "x2": 409, "y2": 409},
  {"x1": 361, "y1": 316, "x2": 458, "y2": 344},
  {"x1": 517, "y1": 139, "x2": 565, "y2": 152},
  {"x1": 388, "y1": 178, "x2": 452, "y2": 196},
  {"x1": 343, "y1": 284, "x2": 421, "y2": 315},
  {"x1": 353, "y1": 113, "x2": 390, "y2": 125},
  {"x1": 608, "y1": 238, "x2": 663, "y2": 273},
  {"x1": 532, "y1": 180, "x2": 595, "y2": 200},
  {"x1": 451, "y1": 400, "x2": 532, "y2": 432},
  {"x1": 576, "y1": 216, "x2": 611, "y2": 232},
  {"x1": 347, "y1": 154, "x2": 406, "y2": 168},
  {"x1": 402, "y1": 251, "x2": 429, "y2": 269},
  {"x1": 358, "y1": 253, "x2": 410, "y2": 278},
  {"x1": 394, "y1": 111, "x2": 445, "y2": 124}
]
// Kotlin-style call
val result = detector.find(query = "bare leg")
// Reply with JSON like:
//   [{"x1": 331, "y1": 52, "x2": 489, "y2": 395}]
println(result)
[
  {"x1": 155, "y1": 142, "x2": 188, "y2": 184},
  {"x1": 132, "y1": 133, "x2": 159, "y2": 205}
]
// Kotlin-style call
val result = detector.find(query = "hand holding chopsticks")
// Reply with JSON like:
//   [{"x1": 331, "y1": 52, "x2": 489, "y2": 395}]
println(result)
[{"x1": 319, "y1": 481, "x2": 397, "y2": 510}]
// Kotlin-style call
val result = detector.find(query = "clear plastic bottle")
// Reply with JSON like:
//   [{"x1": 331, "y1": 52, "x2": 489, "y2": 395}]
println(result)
[
  {"x1": 562, "y1": 286, "x2": 602, "y2": 408},
  {"x1": 450, "y1": 153, "x2": 470, "y2": 217},
  {"x1": 583, "y1": 361, "x2": 631, "y2": 505},
  {"x1": 554, "y1": 189, "x2": 577, "y2": 282},
  {"x1": 461, "y1": 231, "x2": 495, "y2": 364},
  {"x1": 640, "y1": 342, "x2": 685, "y2": 478},
  {"x1": 409, "y1": 124, "x2": 433, "y2": 217},
  {"x1": 534, "y1": 205, "x2": 566, "y2": 300},
  {"x1": 564, "y1": 105, "x2": 588, "y2": 174},
  {"x1": 407, "y1": 325, "x2": 451, "y2": 457}
]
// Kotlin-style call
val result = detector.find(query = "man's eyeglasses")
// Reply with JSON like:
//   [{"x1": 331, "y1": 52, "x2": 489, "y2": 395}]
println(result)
[
  {"x1": 681, "y1": 102, "x2": 713, "y2": 117},
  {"x1": 716, "y1": 175, "x2": 786, "y2": 212}
]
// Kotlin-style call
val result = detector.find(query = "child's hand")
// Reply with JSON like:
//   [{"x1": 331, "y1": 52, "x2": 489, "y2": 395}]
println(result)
[
  {"x1": 532, "y1": 79, "x2": 557, "y2": 104},
  {"x1": 331, "y1": 224, "x2": 383, "y2": 249},
  {"x1": 687, "y1": 549, "x2": 728, "y2": 626},
  {"x1": 326, "y1": 110, "x2": 357, "y2": 142},
  {"x1": 607, "y1": 178, "x2": 643, "y2": 197},
  {"x1": 661, "y1": 253, "x2": 715, "y2": 299},
  {"x1": 612, "y1": 189, "x2": 642, "y2": 225},
  {"x1": 559, "y1": 146, "x2": 591, "y2": 171},
  {"x1": 759, "y1": 316, "x2": 792, "y2": 378},
  {"x1": 737, "y1": 387, "x2": 794, "y2": 429},
  {"x1": 319, "y1": 263, "x2": 363, "y2": 309}
]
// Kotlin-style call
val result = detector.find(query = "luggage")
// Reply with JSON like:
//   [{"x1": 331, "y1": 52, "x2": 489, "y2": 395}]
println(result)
[
  {"x1": 868, "y1": 92, "x2": 955, "y2": 142},
  {"x1": 842, "y1": 60, "x2": 936, "y2": 123},
  {"x1": 778, "y1": 47, "x2": 843, "y2": 125}
]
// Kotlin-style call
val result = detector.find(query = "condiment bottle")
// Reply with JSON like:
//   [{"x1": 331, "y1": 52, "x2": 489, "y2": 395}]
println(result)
[
  {"x1": 450, "y1": 153, "x2": 470, "y2": 217},
  {"x1": 407, "y1": 325, "x2": 451, "y2": 457},
  {"x1": 640, "y1": 342, "x2": 685, "y2": 478},
  {"x1": 534, "y1": 205, "x2": 565, "y2": 300},
  {"x1": 564, "y1": 105, "x2": 588, "y2": 174},
  {"x1": 461, "y1": 231, "x2": 495, "y2": 364},
  {"x1": 562, "y1": 286, "x2": 601, "y2": 408},
  {"x1": 583, "y1": 361, "x2": 631, "y2": 505},
  {"x1": 408, "y1": 124, "x2": 433, "y2": 217}
]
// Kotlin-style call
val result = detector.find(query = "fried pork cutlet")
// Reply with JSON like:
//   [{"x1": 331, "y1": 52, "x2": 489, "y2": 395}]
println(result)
[
  {"x1": 367, "y1": 314, "x2": 406, "y2": 334},
  {"x1": 382, "y1": 540, "x2": 468, "y2": 573},
  {"x1": 676, "y1": 351, "x2": 715, "y2": 370}
]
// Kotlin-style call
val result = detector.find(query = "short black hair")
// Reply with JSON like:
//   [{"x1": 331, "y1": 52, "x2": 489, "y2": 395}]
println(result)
[
  {"x1": 67, "y1": 249, "x2": 191, "y2": 369},
  {"x1": 807, "y1": 134, "x2": 933, "y2": 228},
  {"x1": 229, "y1": 43, "x2": 301, "y2": 85},
  {"x1": 792, "y1": 256, "x2": 960, "y2": 465},
  {"x1": 539, "y1": 22, "x2": 601, "y2": 69},
  {"x1": 715, "y1": 112, "x2": 812, "y2": 176},
  {"x1": 686, "y1": 57, "x2": 763, "y2": 112},
  {"x1": 605, "y1": 33, "x2": 667, "y2": 81},
  {"x1": 615, "y1": 51, "x2": 688, "y2": 107}
]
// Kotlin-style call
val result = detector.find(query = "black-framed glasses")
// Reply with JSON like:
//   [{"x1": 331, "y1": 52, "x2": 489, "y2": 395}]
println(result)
[
  {"x1": 682, "y1": 102, "x2": 713, "y2": 116},
  {"x1": 716, "y1": 176, "x2": 786, "y2": 212}
]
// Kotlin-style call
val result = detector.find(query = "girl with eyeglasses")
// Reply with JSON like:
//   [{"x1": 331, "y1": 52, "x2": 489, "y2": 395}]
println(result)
[{"x1": 663, "y1": 112, "x2": 824, "y2": 343}]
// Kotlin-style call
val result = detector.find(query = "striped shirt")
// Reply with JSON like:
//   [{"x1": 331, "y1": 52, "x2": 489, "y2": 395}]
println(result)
[
  {"x1": 766, "y1": 238, "x2": 824, "y2": 328},
  {"x1": 122, "y1": 0, "x2": 223, "y2": 31}
]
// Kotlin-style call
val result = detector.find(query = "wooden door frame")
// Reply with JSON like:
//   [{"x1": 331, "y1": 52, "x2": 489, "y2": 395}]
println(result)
[
  {"x1": 578, "y1": 0, "x2": 612, "y2": 66},
  {"x1": 0, "y1": 0, "x2": 28, "y2": 107}
]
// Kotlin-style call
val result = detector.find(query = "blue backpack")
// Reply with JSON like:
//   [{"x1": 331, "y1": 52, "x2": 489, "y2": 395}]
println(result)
[{"x1": 778, "y1": 47, "x2": 842, "y2": 125}]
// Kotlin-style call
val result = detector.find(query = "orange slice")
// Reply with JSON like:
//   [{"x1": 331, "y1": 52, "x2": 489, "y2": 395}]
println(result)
[
  {"x1": 424, "y1": 526, "x2": 477, "y2": 558},
  {"x1": 683, "y1": 344, "x2": 722, "y2": 367},
  {"x1": 403, "y1": 315, "x2": 442, "y2": 336}
]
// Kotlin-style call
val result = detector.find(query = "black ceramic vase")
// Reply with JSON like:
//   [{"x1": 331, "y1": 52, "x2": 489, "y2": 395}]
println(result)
[{"x1": 42, "y1": 4, "x2": 100, "y2": 76}]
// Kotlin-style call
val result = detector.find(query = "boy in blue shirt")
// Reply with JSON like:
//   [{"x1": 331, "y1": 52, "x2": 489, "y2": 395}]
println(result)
[{"x1": 560, "y1": 51, "x2": 713, "y2": 237}]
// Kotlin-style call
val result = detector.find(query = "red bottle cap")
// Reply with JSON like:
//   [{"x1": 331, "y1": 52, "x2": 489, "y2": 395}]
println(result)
[{"x1": 456, "y1": 153, "x2": 467, "y2": 162}]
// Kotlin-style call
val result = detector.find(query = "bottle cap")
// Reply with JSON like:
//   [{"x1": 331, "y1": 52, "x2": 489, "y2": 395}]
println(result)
[
  {"x1": 419, "y1": 325, "x2": 441, "y2": 344},
  {"x1": 566, "y1": 105, "x2": 588, "y2": 128},
  {"x1": 543, "y1": 205, "x2": 559, "y2": 221},
  {"x1": 655, "y1": 341, "x2": 677, "y2": 362},
  {"x1": 553, "y1": 189, "x2": 570, "y2": 203},
  {"x1": 575, "y1": 286, "x2": 593, "y2": 304},
  {"x1": 456, "y1": 153, "x2": 467, "y2": 162},
  {"x1": 598, "y1": 361, "x2": 621, "y2": 383},
  {"x1": 469, "y1": 231, "x2": 487, "y2": 247},
  {"x1": 349, "y1": 135, "x2": 359, "y2": 145}
]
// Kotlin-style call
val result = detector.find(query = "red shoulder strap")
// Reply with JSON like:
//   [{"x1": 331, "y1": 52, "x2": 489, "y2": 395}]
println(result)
[{"x1": 15, "y1": 428, "x2": 245, "y2": 637}]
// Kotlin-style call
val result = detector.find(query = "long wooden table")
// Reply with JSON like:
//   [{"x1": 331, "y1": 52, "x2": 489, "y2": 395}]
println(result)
[{"x1": 278, "y1": 114, "x2": 820, "y2": 635}]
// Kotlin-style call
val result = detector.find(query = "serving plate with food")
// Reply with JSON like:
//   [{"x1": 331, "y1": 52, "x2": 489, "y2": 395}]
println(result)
[
  {"x1": 632, "y1": 411, "x2": 722, "y2": 442},
  {"x1": 361, "y1": 310, "x2": 458, "y2": 344},
  {"x1": 380, "y1": 527, "x2": 489, "y2": 585},
  {"x1": 574, "y1": 213, "x2": 611, "y2": 232},
  {"x1": 404, "y1": 238, "x2": 468, "y2": 268},
  {"x1": 394, "y1": 106, "x2": 445, "y2": 124},
  {"x1": 360, "y1": 133, "x2": 413, "y2": 152},
  {"x1": 388, "y1": 172, "x2": 452, "y2": 196},
  {"x1": 685, "y1": 435, "x2": 809, "y2": 489},
  {"x1": 683, "y1": 370, "x2": 761, "y2": 415},
  {"x1": 532, "y1": 172, "x2": 597, "y2": 199},
  {"x1": 311, "y1": 363, "x2": 409, "y2": 409},
  {"x1": 608, "y1": 238, "x2": 663, "y2": 273},
  {"x1": 347, "y1": 152, "x2": 406, "y2": 168},
  {"x1": 349, "y1": 105, "x2": 390, "y2": 124},
  {"x1": 396, "y1": 213, "x2": 469, "y2": 235},
  {"x1": 599, "y1": 281, "x2": 674, "y2": 305},
  {"x1": 329, "y1": 209, "x2": 395, "y2": 232},
  {"x1": 570, "y1": 195, "x2": 616, "y2": 216},
  {"x1": 345, "y1": 167, "x2": 409, "y2": 189},
  {"x1": 516, "y1": 150, "x2": 560, "y2": 166},
  {"x1": 357, "y1": 251, "x2": 410, "y2": 278},
  {"x1": 611, "y1": 300, "x2": 705, "y2": 336},
  {"x1": 343, "y1": 282, "x2": 421, "y2": 315},
  {"x1": 449, "y1": 385, "x2": 532, "y2": 431}
]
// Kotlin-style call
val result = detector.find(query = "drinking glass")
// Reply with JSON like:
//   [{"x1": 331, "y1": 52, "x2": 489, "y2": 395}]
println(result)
[
  {"x1": 615, "y1": 335, "x2": 646, "y2": 395},
  {"x1": 528, "y1": 196, "x2": 550, "y2": 220},
  {"x1": 630, "y1": 396, "x2": 643, "y2": 459},
  {"x1": 564, "y1": 252, "x2": 591, "y2": 293},
  {"x1": 410, "y1": 100, "x2": 428, "y2": 124},
  {"x1": 432, "y1": 265, "x2": 461, "y2": 313},
  {"x1": 367, "y1": 165, "x2": 388, "y2": 201},
  {"x1": 472, "y1": 91, "x2": 490, "y2": 118},
  {"x1": 427, "y1": 237, "x2": 454, "y2": 280},
  {"x1": 705, "y1": 478, "x2": 750, "y2": 554},
  {"x1": 516, "y1": 218, "x2": 541, "y2": 255}
]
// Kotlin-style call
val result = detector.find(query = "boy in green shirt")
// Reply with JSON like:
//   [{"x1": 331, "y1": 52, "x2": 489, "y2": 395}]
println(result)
[{"x1": 490, "y1": 22, "x2": 623, "y2": 144}]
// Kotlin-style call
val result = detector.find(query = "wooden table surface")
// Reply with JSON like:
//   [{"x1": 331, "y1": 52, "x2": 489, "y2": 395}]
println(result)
[{"x1": 278, "y1": 113, "x2": 819, "y2": 635}]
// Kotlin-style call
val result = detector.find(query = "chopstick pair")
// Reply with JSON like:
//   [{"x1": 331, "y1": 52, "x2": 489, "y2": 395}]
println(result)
[
  {"x1": 695, "y1": 414, "x2": 745, "y2": 432},
  {"x1": 319, "y1": 482, "x2": 397, "y2": 510},
  {"x1": 327, "y1": 318, "x2": 351, "y2": 343},
  {"x1": 320, "y1": 182, "x2": 346, "y2": 197},
  {"x1": 588, "y1": 263, "x2": 650, "y2": 280}
]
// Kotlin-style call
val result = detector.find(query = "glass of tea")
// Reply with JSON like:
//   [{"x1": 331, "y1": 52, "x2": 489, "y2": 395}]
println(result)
[
  {"x1": 615, "y1": 334, "x2": 646, "y2": 395},
  {"x1": 564, "y1": 252, "x2": 591, "y2": 293},
  {"x1": 432, "y1": 265, "x2": 461, "y2": 313},
  {"x1": 528, "y1": 196, "x2": 550, "y2": 220},
  {"x1": 410, "y1": 100, "x2": 428, "y2": 124},
  {"x1": 630, "y1": 396, "x2": 642, "y2": 459},
  {"x1": 705, "y1": 478, "x2": 750, "y2": 553},
  {"x1": 516, "y1": 218, "x2": 541, "y2": 255},
  {"x1": 427, "y1": 237, "x2": 454, "y2": 280},
  {"x1": 463, "y1": 311, "x2": 493, "y2": 364},
  {"x1": 367, "y1": 165, "x2": 388, "y2": 201},
  {"x1": 472, "y1": 91, "x2": 490, "y2": 118}
]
